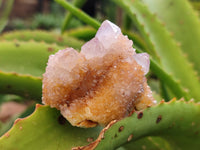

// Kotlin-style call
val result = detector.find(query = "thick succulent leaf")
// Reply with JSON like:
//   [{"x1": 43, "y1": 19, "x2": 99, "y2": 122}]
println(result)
[
  {"x1": 0, "y1": 41, "x2": 64, "y2": 77},
  {"x1": 0, "y1": 30, "x2": 84, "y2": 49},
  {"x1": 75, "y1": 99, "x2": 200, "y2": 150},
  {"x1": 2, "y1": 100, "x2": 200, "y2": 150},
  {"x1": 118, "y1": 136, "x2": 172, "y2": 150},
  {"x1": 113, "y1": 0, "x2": 200, "y2": 101},
  {"x1": 0, "y1": 104, "x2": 102, "y2": 150},
  {"x1": 65, "y1": 26, "x2": 97, "y2": 41},
  {"x1": 0, "y1": 72, "x2": 42, "y2": 100},
  {"x1": 0, "y1": 41, "x2": 64, "y2": 99},
  {"x1": 141, "y1": 0, "x2": 200, "y2": 76}
]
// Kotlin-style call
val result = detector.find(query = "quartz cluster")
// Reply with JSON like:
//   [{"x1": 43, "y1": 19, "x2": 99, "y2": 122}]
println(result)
[{"x1": 42, "y1": 20, "x2": 155, "y2": 128}]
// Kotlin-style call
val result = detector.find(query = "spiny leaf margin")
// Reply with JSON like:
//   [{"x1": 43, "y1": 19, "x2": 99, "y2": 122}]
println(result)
[
  {"x1": 0, "y1": 104, "x2": 102, "y2": 150},
  {"x1": 74, "y1": 99, "x2": 200, "y2": 150}
]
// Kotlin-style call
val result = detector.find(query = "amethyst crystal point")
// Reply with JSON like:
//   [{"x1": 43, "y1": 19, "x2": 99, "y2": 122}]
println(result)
[
  {"x1": 95, "y1": 20, "x2": 121, "y2": 49},
  {"x1": 133, "y1": 53, "x2": 150, "y2": 75}
]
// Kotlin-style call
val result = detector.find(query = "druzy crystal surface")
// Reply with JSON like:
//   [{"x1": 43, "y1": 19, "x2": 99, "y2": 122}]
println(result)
[{"x1": 42, "y1": 20, "x2": 155, "y2": 128}]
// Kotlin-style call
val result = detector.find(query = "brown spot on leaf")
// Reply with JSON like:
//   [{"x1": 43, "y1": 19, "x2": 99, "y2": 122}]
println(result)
[
  {"x1": 156, "y1": 115, "x2": 162, "y2": 124},
  {"x1": 72, "y1": 120, "x2": 117, "y2": 150},
  {"x1": 57, "y1": 36, "x2": 63, "y2": 42},
  {"x1": 127, "y1": 134, "x2": 133, "y2": 142},
  {"x1": 58, "y1": 115, "x2": 66, "y2": 125},
  {"x1": 87, "y1": 137, "x2": 94, "y2": 143},
  {"x1": 15, "y1": 43, "x2": 20, "y2": 47},
  {"x1": 137, "y1": 112, "x2": 143, "y2": 119},
  {"x1": 47, "y1": 47, "x2": 55, "y2": 52},
  {"x1": 7, "y1": 85, "x2": 12, "y2": 89},
  {"x1": 118, "y1": 126, "x2": 124, "y2": 132}
]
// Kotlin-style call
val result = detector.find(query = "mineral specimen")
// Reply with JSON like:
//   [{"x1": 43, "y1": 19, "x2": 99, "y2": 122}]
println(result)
[{"x1": 42, "y1": 20, "x2": 156, "y2": 128}]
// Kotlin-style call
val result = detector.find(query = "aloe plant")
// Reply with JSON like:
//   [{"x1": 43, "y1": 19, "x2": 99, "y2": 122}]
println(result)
[{"x1": 0, "y1": 0, "x2": 200, "y2": 149}]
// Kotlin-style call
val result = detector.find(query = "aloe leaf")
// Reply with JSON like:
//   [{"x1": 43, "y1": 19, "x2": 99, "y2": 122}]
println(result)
[
  {"x1": 150, "y1": 59, "x2": 191, "y2": 100},
  {"x1": 55, "y1": 0, "x2": 100, "y2": 29},
  {"x1": 0, "y1": 72, "x2": 42, "y2": 100},
  {"x1": 0, "y1": 41, "x2": 64, "y2": 77},
  {"x1": 0, "y1": 104, "x2": 102, "y2": 150},
  {"x1": 65, "y1": 26, "x2": 97, "y2": 41},
  {"x1": 119, "y1": 136, "x2": 172, "y2": 150},
  {"x1": 141, "y1": 0, "x2": 200, "y2": 76},
  {"x1": 1, "y1": 30, "x2": 84, "y2": 49},
  {"x1": 61, "y1": 0, "x2": 87, "y2": 33},
  {"x1": 0, "y1": 0, "x2": 14, "y2": 33},
  {"x1": 113, "y1": 0, "x2": 200, "y2": 101},
  {"x1": 0, "y1": 41, "x2": 64, "y2": 100},
  {"x1": 75, "y1": 100, "x2": 200, "y2": 150}
]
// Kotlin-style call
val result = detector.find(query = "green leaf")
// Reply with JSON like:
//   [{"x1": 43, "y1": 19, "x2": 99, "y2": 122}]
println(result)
[
  {"x1": 78, "y1": 100, "x2": 200, "y2": 150},
  {"x1": 119, "y1": 136, "x2": 172, "y2": 150},
  {"x1": 0, "y1": 41, "x2": 64, "y2": 77},
  {"x1": 65, "y1": 26, "x2": 97, "y2": 41},
  {"x1": 0, "y1": 104, "x2": 102, "y2": 150},
  {"x1": 113, "y1": 0, "x2": 200, "y2": 101},
  {"x1": 0, "y1": 72, "x2": 42, "y2": 100},
  {"x1": 1, "y1": 30, "x2": 84, "y2": 50},
  {"x1": 0, "y1": 41, "x2": 63, "y2": 100},
  {"x1": 141, "y1": 0, "x2": 200, "y2": 76}
]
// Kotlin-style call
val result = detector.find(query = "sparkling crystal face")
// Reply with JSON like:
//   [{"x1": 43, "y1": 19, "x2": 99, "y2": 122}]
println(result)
[
  {"x1": 42, "y1": 20, "x2": 155, "y2": 128},
  {"x1": 133, "y1": 53, "x2": 150, "y2": 75},
  {"x1": 95, "y1": 20, "x2": 121, "y2": 49}
]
